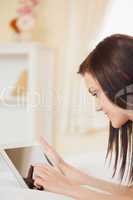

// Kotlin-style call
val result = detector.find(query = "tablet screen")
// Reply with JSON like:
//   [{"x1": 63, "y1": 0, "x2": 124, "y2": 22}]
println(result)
[{"x1": 5, "y1": 145, "x2": 49, "y2": 189}]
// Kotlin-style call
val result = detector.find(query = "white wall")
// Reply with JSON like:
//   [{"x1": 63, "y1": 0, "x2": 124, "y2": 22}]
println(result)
[{"x1": 98, "y1": 0, "x2": 133, "y2": 40}]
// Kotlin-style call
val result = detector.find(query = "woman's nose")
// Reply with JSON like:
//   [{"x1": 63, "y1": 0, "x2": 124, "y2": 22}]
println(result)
[{"x1": 95, "y1": 98, "x2": 102, "y2": 111}]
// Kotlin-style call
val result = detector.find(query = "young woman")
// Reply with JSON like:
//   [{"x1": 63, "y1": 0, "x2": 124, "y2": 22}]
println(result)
[{"x1": 33, "y1": 34, "x2": 133, "y2": 200}]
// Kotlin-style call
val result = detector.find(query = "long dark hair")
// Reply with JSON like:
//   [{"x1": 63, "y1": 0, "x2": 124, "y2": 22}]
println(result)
[{"x1": 78, "y1": 34, "x2": 133, "y2": 184}]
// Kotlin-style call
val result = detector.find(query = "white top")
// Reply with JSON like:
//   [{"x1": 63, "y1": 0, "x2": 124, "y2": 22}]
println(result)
[{"x1": 0, "y1": 188, "x2": 73, "y2": 200}]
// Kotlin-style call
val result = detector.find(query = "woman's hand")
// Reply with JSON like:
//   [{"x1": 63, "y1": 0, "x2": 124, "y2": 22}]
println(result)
[
  {"x1": 40, "y1": 137, "x2": 90, "y2": 185},
  {"x1": 40, "y1": 137, "x2": 65, "y2": 170},
  {"x1": 33, "y1": 164, "x2": 74, "y2": 196},
  {"x1": 33, "y1": 164, "x2": 132, "y2": 200}
]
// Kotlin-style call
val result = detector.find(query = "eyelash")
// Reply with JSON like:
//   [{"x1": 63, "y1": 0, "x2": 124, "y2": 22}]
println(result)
[
  {"x1": 92, "y1": 93, "x2": 98, "y2": 97},
  {"x1": 88, "y1": 89, "x2": 99, "y2": 97}
]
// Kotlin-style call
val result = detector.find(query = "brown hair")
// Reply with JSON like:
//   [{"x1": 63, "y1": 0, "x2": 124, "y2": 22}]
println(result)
[{"x1": 78, "y1": 34, "x2": 133, "y2": 184}]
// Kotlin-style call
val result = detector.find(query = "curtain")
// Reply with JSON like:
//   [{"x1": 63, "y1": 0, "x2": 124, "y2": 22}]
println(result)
[{"x1": 57, "y1": 0, "x2": 111, "y2": 138}]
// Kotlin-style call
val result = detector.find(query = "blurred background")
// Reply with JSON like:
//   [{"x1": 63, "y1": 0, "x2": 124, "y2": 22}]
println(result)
[{"x1": 0, "y1": 0, "x2": 133, "y2": 179}]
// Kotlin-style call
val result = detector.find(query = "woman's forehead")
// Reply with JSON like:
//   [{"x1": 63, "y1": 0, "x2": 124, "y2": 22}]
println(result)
[{"x1": 84, "y1": 73, "x2": 100, "y2": 90}]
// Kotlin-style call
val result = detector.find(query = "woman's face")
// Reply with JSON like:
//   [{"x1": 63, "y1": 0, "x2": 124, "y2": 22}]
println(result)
[{"x1": 84, "y1": 73, "x2": 130, "y2": 128}]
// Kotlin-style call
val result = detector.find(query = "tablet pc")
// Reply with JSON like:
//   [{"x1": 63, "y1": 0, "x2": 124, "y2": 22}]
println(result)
[
  {"x1": 1, "y1": 145, "x2": 52, "y2": 189},
  {"x1": 0, "y1": 149, "x2": 27, "y2": 188}
]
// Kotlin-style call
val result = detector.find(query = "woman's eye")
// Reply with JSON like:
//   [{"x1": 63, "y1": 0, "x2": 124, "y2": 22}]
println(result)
[
  {"x1": 92, "y1": 93, "x2": 97, "y2": 97},
  {"x1": 88, "y1": 89, "x2": 99, "y2": 97}
]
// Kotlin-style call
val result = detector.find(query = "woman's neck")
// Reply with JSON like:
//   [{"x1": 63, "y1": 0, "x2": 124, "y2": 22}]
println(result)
[{"x1": 128, "y1": 111, "x2": 133, "y2": 121}]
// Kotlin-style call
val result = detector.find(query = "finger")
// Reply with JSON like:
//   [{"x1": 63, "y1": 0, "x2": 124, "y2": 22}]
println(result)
[
  {"x1": 38, "y1": 164, "x2": 61, "y2": 176},
  {"x1": 39, "y1": 137, "x2": 61, "y2": 169},
  {"x1": 40, "y1": 164, "x2": 56, "y2": 174},
  {"x1": 34, "y1": 163, "x2": 50, "y2": 170},
  {"x1": 42, "y1": 163, "x2": 57, "y2": 172},
  {"x1": 40, "y1": 137, "x2": 52, "y2": 151},
  {"x1": 34, "y1": 166, "x2": 50, "y2": 178},
  {"x1": 40, "y1": 137, "x2": 54, "y2": 159},
  {"x1": 34, "y1": 177, "x2": 45, "y2": 189},
  {"x1": 40, "y1": 138, "x2": 57, "y2": 165},
  {"x1": 34, "y1": 164, "x2": 50, "y2": 172},
  {"x1": 34, "y1": 164, "x2": 55, "y2": 174},
  {"x1": 34, "y1": 159, "x2": 63, "y2": 177}
]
